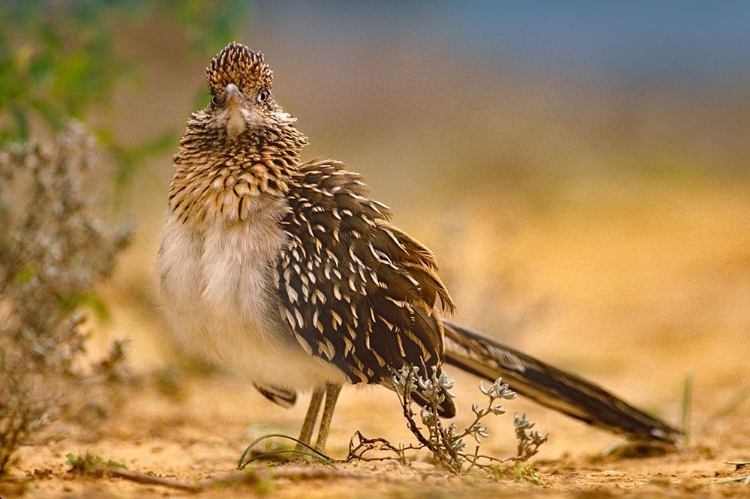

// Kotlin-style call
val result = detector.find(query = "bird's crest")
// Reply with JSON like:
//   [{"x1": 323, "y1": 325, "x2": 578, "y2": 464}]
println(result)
[{"x1": 206, "y1": 42, "x2": 273, "y2": 96}]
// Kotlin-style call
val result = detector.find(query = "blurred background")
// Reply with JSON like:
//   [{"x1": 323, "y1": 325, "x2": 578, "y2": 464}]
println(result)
[{"x1": 2, "y1": 0, "x2": 749, "y2": 458}]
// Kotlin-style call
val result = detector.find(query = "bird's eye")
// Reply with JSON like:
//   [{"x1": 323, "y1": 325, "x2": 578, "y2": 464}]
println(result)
[
  {"x1": 211, "y1": 94, "x2": 220, "y2": 107},
  {"x1": 256, "y1": 89, "x2": 270, "y2": 103}
]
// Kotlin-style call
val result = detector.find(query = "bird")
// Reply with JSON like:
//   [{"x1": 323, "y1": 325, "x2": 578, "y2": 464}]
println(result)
[{"x1": 158, "y1": 42, "x2": 682, "y2": 453}]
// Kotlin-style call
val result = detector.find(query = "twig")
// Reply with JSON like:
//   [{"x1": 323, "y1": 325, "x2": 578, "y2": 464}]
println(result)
[
  {"x1": 708, "y1": 476, "x2": 750, "y2": 485},
  {"x1": 99, "y1": 465, "x2": 370, "y2": 493},
  {"x1": 99, "y1": 467, "x2": 200, "y2": 492},
  {"x1": 347, "y1": 430, "x2": 420, "y2": 464}
]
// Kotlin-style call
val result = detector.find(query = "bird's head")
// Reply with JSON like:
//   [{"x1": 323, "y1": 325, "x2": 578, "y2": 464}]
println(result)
[{"x1": 201, "y1": 42, "x2": 307, "y2": 150}]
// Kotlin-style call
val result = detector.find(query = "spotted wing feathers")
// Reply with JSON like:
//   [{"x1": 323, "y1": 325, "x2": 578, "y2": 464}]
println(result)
[{"x1": 277, "y1": 160, "x2": 455, "y2": 388}]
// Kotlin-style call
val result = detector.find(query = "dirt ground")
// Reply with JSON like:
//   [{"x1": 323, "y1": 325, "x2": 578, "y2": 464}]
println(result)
[
  {"x1": 5, "y1": 374, "x2": 750, "y2": 499},
  {"x1": 2, "y1": 177, "x2": 749, "y2": 498}
]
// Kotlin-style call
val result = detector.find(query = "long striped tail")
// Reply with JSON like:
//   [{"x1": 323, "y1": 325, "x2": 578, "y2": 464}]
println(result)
[{"x1": 442, "y1": 319, "x2": 682, "y2": 443}]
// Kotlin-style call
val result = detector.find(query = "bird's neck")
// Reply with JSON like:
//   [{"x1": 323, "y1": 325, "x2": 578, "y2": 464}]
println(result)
[{"x1": 169, "y1": 122, "x2": 307, "y2": 228}]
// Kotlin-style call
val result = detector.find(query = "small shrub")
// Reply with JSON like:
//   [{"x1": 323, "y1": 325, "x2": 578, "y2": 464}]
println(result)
[
  {"x1": 0, "y1": 120, "x2": 129, "y2": 474},
  {"x1": 348, "y1": 365, "x2": 548, "y2": 474}
]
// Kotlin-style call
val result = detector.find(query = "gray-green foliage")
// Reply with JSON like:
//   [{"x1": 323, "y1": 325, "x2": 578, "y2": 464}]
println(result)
[
  {"x1": 391, "y1": 366, "x2": 548, "y2": 473},
  {"x1": 0, "y1": 0, "x2": 250, "y2": 184},
  {"x1": 0, "y1": 121, "x2": 130, "y2": 367},
  {"x1": 0, "y1": 120, "x2": 130, "y2": 474},
  {"x1": 0, "y1": 0, "x2": 251, "y2": 474},
  {"x1": 349, "y1": 366, "x2": 549, "y2": 474}
]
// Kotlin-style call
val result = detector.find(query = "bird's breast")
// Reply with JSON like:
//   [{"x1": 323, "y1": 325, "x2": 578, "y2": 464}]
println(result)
[
  {"x1": 159, "y1": 194, "x2": 288, "y2": 344},
  {"x1": 158, "y1": 194, "x2": 346, "y2": 389}
]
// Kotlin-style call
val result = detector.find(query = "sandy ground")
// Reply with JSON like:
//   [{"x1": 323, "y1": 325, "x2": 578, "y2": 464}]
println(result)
[
  {"x1": 5, "y1": 374, "x2": 749, "y2": 498},
  {"x1": 3, "y1": 173, "x2": 749, "y2": 498}
]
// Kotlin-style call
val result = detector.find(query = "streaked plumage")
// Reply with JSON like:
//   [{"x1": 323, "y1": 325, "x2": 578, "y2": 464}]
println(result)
[{"x1": 158, "y1": 42, "x2": 681, "y2": 451}]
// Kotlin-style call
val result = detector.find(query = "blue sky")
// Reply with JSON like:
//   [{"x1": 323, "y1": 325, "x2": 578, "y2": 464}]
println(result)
[{"x1": 259, "y1": 1, "x2": 750, "y2": 84}]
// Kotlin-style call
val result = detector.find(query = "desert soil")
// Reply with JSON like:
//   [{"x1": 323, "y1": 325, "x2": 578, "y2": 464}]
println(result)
[{"x1": 3, "y1": 180, "x2": 749, "y2": 498}]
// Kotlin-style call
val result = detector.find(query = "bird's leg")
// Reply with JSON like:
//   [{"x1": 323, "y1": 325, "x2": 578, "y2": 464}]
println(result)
[
  {"x1": 296, "y1": 387, "x2": 325, "y2": 450},
  {"x1": 314, "y1": 383, "x2": 342, "y2": 451}
]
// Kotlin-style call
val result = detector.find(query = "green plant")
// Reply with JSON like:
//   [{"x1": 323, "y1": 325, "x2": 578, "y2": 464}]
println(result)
[
  {"x1": 0, "y1": 1, "x2": 250, "y2": 189},
  {"x1": 0, "y1": 121, "x2": 129, "y2": 474},
  {"x1": 348, "y1": 365, "x2": 548, "y2": 474},
  {"x1": 66, "y1": 452, "x2": 127, "y2": 475},
  {"x1": 514, "y1": 464, "x2": 542, "y2": 483},
  {"x1": 0, "y1": 0, "x2": 254, "y2": 475}
]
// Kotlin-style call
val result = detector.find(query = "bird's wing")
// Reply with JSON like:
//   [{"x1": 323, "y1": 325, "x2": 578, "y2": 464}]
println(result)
[
  {"x1": 276, "y1": 160, "x2": 454, "y2": 396},
  {"x1": 253, "y1": 383, "x2": 297, "y2": 408}
]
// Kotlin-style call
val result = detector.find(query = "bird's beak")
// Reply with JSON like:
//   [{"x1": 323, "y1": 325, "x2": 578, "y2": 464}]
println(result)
[
  {"x1": 225, "y1": 83, "x2": 244, "y2": 110},
  {"x1": 223, "y1": 83, "x2": 255, "y2": 138}
]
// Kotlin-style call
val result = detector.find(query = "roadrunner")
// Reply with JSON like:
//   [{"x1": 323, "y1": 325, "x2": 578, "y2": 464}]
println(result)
[{"x1": 158, "y1": 42, "x2": 681, "y2": 451}]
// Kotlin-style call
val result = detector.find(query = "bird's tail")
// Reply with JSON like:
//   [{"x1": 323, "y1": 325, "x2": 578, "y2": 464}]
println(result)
[{"x1": 442, "y1": 319, "x2": 682, "y2": 443}]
